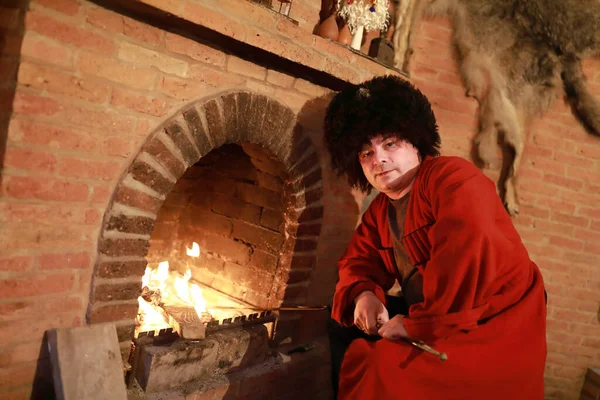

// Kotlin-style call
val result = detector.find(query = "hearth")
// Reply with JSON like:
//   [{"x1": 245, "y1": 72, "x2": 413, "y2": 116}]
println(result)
[{"x1": 125, "y1": 141, "x2": 298, "y2": 393}]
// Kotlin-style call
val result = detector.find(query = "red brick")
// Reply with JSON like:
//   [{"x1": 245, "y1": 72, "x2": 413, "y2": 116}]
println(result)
[
  {"x1": 273, "y1": 88, "x2": 308, "y2": 111},
  {"x1": 232, "y1": 220, "x2": 284, "y2": 252},
  {"x1": 245, "y1": 80, "x2": 275, "y2": 95},
  {"x1": 99, "y1": 238, "x2": 149, "y2": 258},
  {"x1": 164, "y1": 32, "x2": 226, "y2": 66},
  {"x1": 20, "y1": 31, "x2": 74, "y2": 68},
  {"x1": 0, "y1": 273, "x2": 75, "y2": 297},
  {"x1": 76, "y1": 51, "x2": 156, "y2": 90},
  {"x1": 276, "y1": 17, "x2": 314, "y2": 47},
  {"x1": 535, "y1": 197, "x2": 576, "y2": 214},
  {"x1": 548, "y1": 235, "x2": 584, "y2": 251},
  {"x1": 39, "y1": 252, "x2": 90, "y2": 270},
  {"x1": 25, "y1": 11, "x2": 115, "y2": 54},
  {"x1": 236, "y1": 182, "x2": 282, "y2": 210},
  {"x1": 532, "y1": 133, "x2": 575, "y2": 152},
  {"x1": 4, "y1": 176, "x2": 89, "y2": 201},
  {"x1": 564, "y1": 251, "x2": 598, "y2": 266},
  {"x1": 17, "y1": 61, "x2": 109, "y2": 103},
  {"x1": 137, "y1": 0, "x2": 183, "y2": 14},
  {"x1": 36, "y1": 0, "x2": 81, "y2": 15},
  {"x1": 122, "y1": 15, "x2": 163, "y2": 45},
  {"x1": 110, "y1": 87, "x2": 172, "y2": 117},
  {"x1": 3, "y1": 146, "x2": 57, "y2": 172},
  {"x1": 0, "y1": 363, "x2": 37, "y2": 388},
  {"x1": 551, "y1": 309, "x2": 595, "y2": 324},
  {"x1": 288, "y1": 0, "x2": 319, "y2": 27},
  {"x1": 89, "y1": 303, "x2": 138, "y2": 323},
  {"x1": 577, "y1": 144, "x2": 600, "y2": 159},
  {"x1": 44, "y1": 295, "x2": 84, "y2": 313},
  {"x1": 579, "y1": 207, "x2": 600, "y2": 220},
  {"x1": 91, "y1": 184, "x2": 112, "y2": 203},
  {"x1": 551, "y1": 212, "x2": 589, "y2": 228},
  {"x1": 85, "y1": 5, "x2": 123, "y2": 33},
  {"x1": 57, "y1": 156, "x2": 122, "y2": 181},
  {"x1": 0, "y1": 256, "x2": 32, "y2": 272},
  {"x1": 584, "y1": 241, "x2": 600, "y2": 254},
  {"x1": 61, "y1": 103, "x2": 135, "y2": 132},
  {"x1": 114, "y1": 186, "x2": 162, "y2": 214},
  {"x1": 1, "y1": 202, "x2": 100, "y2": 226},
  {"x1": 202, "y1": 235, "x2": 251, "y2": 265},
  {"x1": 97, "y1": 260, "x2": 147, "y2": 279},
  {"x1": 188, "y1": 64, "x2": 246, "y2": 86},
  {"x1": 119, "y1": 41, "x2": 189, "y2": 77},
  {"x1": 246, "y1": 27, "x2": 323, "y2": 70},
  {"x1": 566, "y1": 166, "x2": 598, "y2": 184},
  {"x1": 266, "y1": 69, "x2": 295, "y2": 88},
  {"x1": 9, "y1": 119, "x2": 93, "y2": 152},
  {"x1": 227, "y1": 55, "x2": 267, "y2": 80},
  {"x1": 158, "y1": 75, "x2": 212, "y2": 101},
  {"x1": 12, "y1": 91, "x2": 62, "y2": 116},
  {"x1": 293, "y1": 79, "x2": 329, "y2": 97},
  {"x1": 543, "y1": 174, "x2": 583, "y2": 191},
  {"x1": 0, "y1": 312, "x2": 81, "y2": 346},
  {"x1": 313, "y1": 37, "x2": 353, "y2": 64},
  {"x1": 184, "y1": 2, "x2": 245, "y2": 41},
  {"x1": 0, "y1": 341, "x2": 42, "y2": 368}
]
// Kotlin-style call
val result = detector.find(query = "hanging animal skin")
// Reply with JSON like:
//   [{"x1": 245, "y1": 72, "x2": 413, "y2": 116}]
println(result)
[{"x1": 408, "y1": 0, "x2": 600, "y2": 216}]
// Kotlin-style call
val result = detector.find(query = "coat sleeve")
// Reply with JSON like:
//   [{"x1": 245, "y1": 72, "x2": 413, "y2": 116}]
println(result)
[
  {"x1": 331, "y1": 195, "x2": 396, "y2": 326},
  {"x1": 403, "y1": 158, "x2": 521, "y2": 342}
]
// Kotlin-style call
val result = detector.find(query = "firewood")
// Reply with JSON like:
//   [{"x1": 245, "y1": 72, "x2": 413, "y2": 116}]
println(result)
[{"x1": 162, "y1": 305, "x2": 210, "y2": 339}]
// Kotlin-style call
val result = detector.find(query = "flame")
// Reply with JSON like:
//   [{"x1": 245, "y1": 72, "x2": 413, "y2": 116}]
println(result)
[
  {"x1": 190, "y1": 284, "x2": 207, "y2": 314},
  {"x1": 186, "y1": 242, "x2": 200, "y2": 257},
  {"x1": 137, "y1": 246, "x2": 212, "y2": 335},
  {"x1": 137, "y1": 297, "x2": 169, "y2": 331},
  {"x1": 174, "y1": 269, "x2": 192, "y2": 304}
]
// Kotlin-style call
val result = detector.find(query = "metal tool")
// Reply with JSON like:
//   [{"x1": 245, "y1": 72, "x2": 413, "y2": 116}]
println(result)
[{"x1": 401, "y1": 337, "x2": 448, "y2": 361}]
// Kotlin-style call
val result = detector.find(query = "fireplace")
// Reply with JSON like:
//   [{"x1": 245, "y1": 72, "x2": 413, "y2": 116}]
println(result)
[{"x1": 86, "y1": 90, "x2": 328, "y2": 396}]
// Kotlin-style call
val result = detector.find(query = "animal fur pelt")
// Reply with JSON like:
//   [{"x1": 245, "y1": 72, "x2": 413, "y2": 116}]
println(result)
[{"x1": 402, "y1": 0, "x2": 600, "y2": 216}]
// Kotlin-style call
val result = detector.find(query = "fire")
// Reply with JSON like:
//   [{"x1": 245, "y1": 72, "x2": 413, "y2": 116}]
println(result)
[
  {"x1": 136, "y1": 242, "x2": 209, "y2": 335},
  {"x1": 186, "y1": 242, "x2": 200, "y2": 257}
]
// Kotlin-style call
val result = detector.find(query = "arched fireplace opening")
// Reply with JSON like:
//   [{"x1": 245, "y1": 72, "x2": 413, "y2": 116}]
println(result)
[{"x1": 86, "y1": 90, "x2": 326, "y2": 394}]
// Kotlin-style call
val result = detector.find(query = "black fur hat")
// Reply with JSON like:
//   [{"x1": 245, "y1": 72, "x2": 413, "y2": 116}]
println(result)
[{"x1": 323, "y1": 75, "x2": 440, "y2": 192}]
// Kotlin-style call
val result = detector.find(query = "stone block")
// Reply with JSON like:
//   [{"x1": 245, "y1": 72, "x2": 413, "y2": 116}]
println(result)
[
  {"x1": 135, "y1": 325, "x2": 269, "y2": 393},
  {"x1": 48, "y1": 323, "x2": 127, "y2": 400}
]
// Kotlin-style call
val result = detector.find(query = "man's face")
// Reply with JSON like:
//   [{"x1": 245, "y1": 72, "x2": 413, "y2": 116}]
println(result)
[{"x1": 358, "y1": 135, "x2": 421, "y2": 199}]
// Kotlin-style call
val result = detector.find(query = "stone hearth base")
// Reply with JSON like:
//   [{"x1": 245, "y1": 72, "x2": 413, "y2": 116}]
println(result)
[{"x1": 128, "y1": 336, "x2": 332, "y2": 400}]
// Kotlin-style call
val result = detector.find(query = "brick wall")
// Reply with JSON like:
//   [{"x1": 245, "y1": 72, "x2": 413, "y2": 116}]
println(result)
[
  {"x1": 147, "y1": 143, "x2": 293, "y2": 310},
  {"x1": 0, "y1": 0, "x2": 366, "y2": 397},
  {"x1": 0, "y1": 0, "x2": 598, "y2": 399},
  {"x1": 409, "y1": 17, "x2": 600, "y2": 400}
]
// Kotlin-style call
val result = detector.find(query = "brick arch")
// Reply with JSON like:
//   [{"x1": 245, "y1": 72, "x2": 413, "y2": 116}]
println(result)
[{"x1": 87, "y1": 90, "x2": 324, "y2": 334}]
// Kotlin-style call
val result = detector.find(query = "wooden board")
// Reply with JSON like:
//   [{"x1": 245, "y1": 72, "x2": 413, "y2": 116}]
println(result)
[
  {"x1": 162, "y1": 305, "x2": 207, "y2": 339},
  {"x1": 47, "y1": 323, "x2": 127, "y2": 400}
]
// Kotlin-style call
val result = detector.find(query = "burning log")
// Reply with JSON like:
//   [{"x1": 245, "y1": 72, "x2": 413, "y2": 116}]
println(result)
[
  {"x1": 141, "y1": 286, "x2": 162, "y2": 306},
  {"x1": 162, "y1": 305, "x2": 212, "y2": 340}
]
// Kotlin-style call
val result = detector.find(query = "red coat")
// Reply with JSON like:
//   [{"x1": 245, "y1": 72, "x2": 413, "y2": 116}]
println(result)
[{"x1": 332, "y1": 156, "x2": 547, "y2": 399}]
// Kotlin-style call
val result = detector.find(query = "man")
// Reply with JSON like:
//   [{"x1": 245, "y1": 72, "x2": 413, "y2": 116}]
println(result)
[{"x1": 324, "y1": 75, "x2": 547, "y2": 399}]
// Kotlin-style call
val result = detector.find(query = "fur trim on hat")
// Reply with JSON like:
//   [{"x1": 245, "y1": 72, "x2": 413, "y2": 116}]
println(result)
[{"x1": 323, "y1": 75, "x2": 440, "y2": 191}]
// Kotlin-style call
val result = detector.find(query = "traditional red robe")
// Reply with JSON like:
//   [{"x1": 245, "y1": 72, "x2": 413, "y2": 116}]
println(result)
[{"x1": 331, "y1": 156, "x2": 547, "y2": 399}]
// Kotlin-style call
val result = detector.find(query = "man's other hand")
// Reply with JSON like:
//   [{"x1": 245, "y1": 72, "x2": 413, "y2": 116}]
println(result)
[
  {"x1": 353, "y1": 291, "x2": 389, "y2": 335},
  {"x1": 378, "y1": 314, "x2": 408, "y2": 340}
]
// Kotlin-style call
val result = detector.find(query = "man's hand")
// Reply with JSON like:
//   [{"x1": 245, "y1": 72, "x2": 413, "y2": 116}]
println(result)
[
  {"x1": 377, "y1": 314, "x2": 408, "y2": 340},
  {"x1": 353, "y1": 291, "x2": 389, "y2": 335}
]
